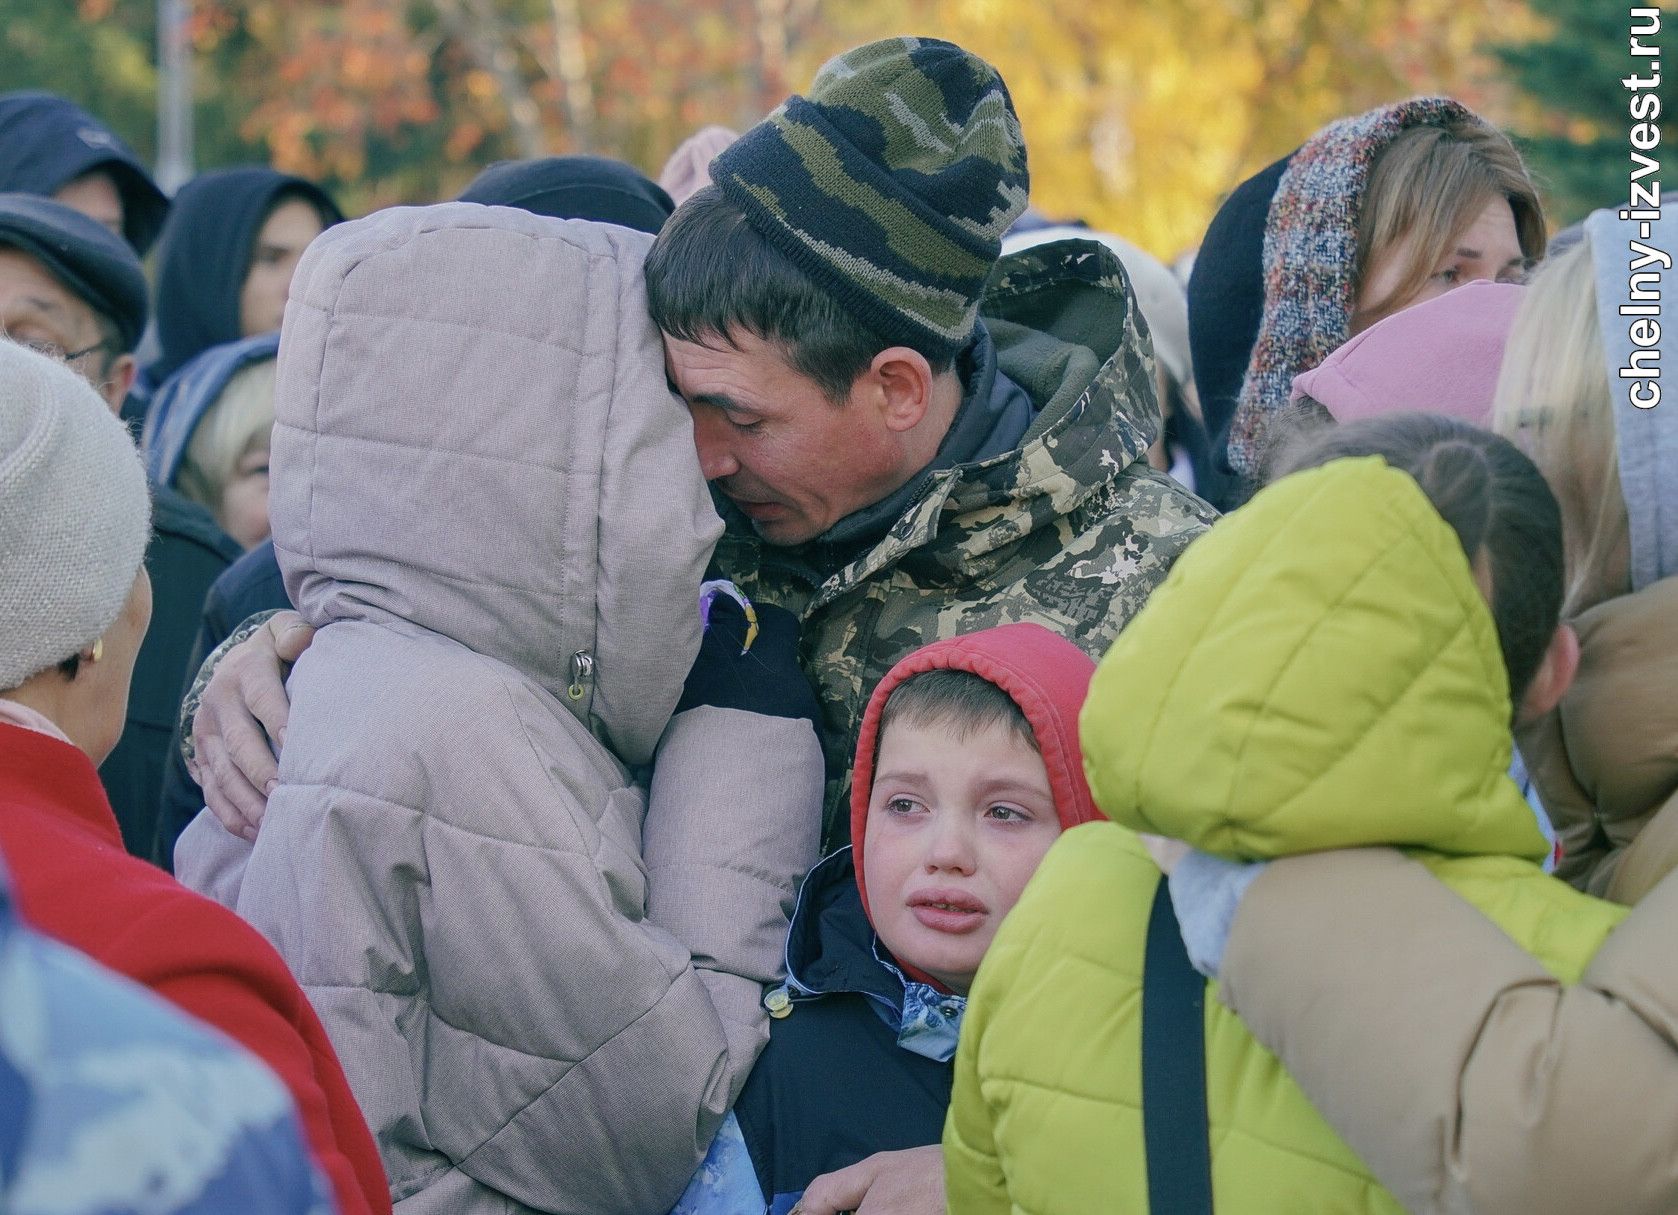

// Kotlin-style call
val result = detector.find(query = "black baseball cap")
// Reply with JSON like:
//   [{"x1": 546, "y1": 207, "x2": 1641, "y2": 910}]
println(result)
[{"x1": 0, "y1": 192, "x2": 149, "y2": 352}]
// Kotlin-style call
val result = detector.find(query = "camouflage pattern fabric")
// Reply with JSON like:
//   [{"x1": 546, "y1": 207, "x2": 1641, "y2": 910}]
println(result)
[
  {"x1": 713, "y1": 239, "x2": 1217, "y2": 845},
  {"x1": 711, "y1": 36, "x2": 1030, "y2": 359},
  {"x1": 0, "y1": 861, "x2": 332, "y2": 1213},
  {"x1": 176, "y1": 608, "x2": 280, "y2": 776}
]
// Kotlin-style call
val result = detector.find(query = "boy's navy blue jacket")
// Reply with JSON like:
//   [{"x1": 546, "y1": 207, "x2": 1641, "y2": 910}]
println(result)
[{"x1": 675, "y1": 848, "x2": 960, "y2": 1214}]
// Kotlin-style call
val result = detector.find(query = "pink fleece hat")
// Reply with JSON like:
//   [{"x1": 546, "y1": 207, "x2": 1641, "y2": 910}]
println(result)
[
  {"x1": 1289, "y1": 280, "x2": 1525, "y2": 426},
  {"x1": 657, "y1": 125, "x2": 739, "y2": 206}
]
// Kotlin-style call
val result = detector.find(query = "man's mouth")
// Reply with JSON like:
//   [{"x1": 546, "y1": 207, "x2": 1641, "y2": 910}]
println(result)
[{"x1": 724, "y1": 492, "x2": 786, "y2": 521}]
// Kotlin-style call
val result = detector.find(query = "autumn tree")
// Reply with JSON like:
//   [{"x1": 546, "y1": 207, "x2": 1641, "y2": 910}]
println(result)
[
  {"x1": 1494, "y1": 0, "x2": 1662, "y2": 222},
  {"x1": 7, "y1": 0, "x2": 1597, "y2": 248}
]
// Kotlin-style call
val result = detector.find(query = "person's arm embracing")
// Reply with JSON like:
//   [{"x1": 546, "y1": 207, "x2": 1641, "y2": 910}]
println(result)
[
  {"x1": 179, "y1": 608, "x2": 315, "y2": 840},
  {"x1": 1219, "y1": 849, "x2": 1678, "y2": 1215},
  {"x1": 646, "y1": 597, "x2": 825, "y2": 1101}
]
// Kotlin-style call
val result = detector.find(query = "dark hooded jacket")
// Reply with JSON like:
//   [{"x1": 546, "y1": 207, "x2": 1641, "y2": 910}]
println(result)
[
  {"x1": 144, "y1": 167, "x2": 341, "y2": 390},
  {"x1": 458, "y1": 155, "x2": 673, "y2": 233},
  {"x1": 0, "y1": 91, "x2": 169, "y2": 255},
  {"x1": 679, "y1": 623, "x2": 1103, "y2": 1214},
  {"x1": 1187, "y1": 153, "x2": 1290, "y2": 509},
  {"x1": 99, "y1": 486, "x2": 241, "y2": 858}
]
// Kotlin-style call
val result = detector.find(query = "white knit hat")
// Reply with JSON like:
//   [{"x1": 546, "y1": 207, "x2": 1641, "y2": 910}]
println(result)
[{"x1": 0, "y1": 342, "x2": 151, "y2": 689}]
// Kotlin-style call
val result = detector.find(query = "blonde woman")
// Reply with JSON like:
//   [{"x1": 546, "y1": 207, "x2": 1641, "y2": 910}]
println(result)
[
  {"x1": 1492, "y1": 226, "x2": 1677, "y2": 902},
  {"x1": 1161, "y1": 204, "x2": 1678, "y2": 1215},
  {"x1": 144, "y1": 332, "x2": 279, "y2": 549},
  {"x1": 1191, "y1": 98, "x2": 1544, "y2": 504}
]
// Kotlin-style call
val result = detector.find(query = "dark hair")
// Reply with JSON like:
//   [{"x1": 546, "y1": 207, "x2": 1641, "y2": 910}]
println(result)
[
  {"x1": 877, "y1": 668, "x2": 1037, "y2": 752},
  {"x1": 644, "y1": 186, "x2": 953, "y2": 402},
  {"x1": 1255, "y1": 395, "x2": 1335, "y2": 486},
  {"x1": 1275, "y1": 413, "x2": 1563, "y2": 705},
  {"x1": 56, "y1": 652, "x2": 82, "y2": 680}
]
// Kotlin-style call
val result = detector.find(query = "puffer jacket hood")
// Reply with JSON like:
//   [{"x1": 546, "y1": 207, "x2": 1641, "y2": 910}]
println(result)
[
  {"x1": 141, "y1": 330, "x2": 281, "y2": 488},
  {"x1": 849, "y1": 623, "x2": 1104, "y2": 930},
  {"x1": 1082, "y1": 456, "x2": 1547, "y2": 862},
  {"x1": 271, "y1": 203, "x2": 721, "y2": 766}
]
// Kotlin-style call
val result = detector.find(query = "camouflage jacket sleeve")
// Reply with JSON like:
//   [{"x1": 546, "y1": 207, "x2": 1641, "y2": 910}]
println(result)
[{"x1": 177, "y1": 609, "x2": 285, "y2": 771}]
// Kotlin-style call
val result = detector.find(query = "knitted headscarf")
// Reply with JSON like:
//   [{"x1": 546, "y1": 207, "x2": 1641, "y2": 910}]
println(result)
[
  {"x1": 1225, "y1": 98, "x2": 1484, "y2": 483},
  {"x1": 710, "y1": 36, "x2": 1029, "y2": 359},
  {"x1": 657, "y1": 126, "x2": 738, "y2": 207}
]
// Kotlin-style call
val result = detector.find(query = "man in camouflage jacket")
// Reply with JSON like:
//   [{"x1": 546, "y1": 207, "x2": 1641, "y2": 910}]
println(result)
[{"x1": 708, "y1": 240, "x2": 1211, "y2": 841}]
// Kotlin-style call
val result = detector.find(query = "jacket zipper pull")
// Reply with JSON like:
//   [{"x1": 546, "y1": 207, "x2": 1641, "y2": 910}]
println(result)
[{"x1": 567, "y1": 649, "x2": 595, "y2": 701}]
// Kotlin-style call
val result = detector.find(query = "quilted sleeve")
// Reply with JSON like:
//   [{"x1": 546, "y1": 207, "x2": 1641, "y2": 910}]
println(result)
[
  {"x1": 643, "y1": 705, "x2": 824, "y2": 1105},
  {"x1": 1221, "y1": 849, "x2": 1678, "y2": 1215}
]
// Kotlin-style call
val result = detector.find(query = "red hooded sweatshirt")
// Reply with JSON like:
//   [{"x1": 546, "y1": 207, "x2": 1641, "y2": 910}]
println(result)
[
  {"x1": 848, "y1": 623, "x2": 1106, "y2": 988},
  {"x1": 0, "y1": 723, "x2": 391, "y2": 1215}
]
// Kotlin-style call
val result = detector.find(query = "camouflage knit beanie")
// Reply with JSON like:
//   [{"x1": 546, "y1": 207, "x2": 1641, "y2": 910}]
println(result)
[
  {"x1": 710, "y1": 36, "x2": 1029, "y2": 359},
  {"x1": 1225, "y1": 97, "x2": 1484, "y2": 484}
]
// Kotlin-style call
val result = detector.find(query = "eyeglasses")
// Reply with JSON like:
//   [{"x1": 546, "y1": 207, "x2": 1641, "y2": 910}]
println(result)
[{"x1": 18, "y1": 338, "x2": 106, "y2": 363}]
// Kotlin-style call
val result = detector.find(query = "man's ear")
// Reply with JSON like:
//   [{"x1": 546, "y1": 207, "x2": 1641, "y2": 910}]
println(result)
[
  {"x1": 1517, "y1": 623, "x2": 1581, "y2": 723},
  {"x1": 865, "y1": 346, "x2": 936, "y2": 433},
  {"x1": 98, "y1": 352, "x2": 137, "y2": 415}
]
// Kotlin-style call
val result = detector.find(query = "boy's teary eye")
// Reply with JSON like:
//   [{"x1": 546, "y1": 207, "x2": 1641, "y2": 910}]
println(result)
[
  {"x1": 887, "y1": 796, "x2": 921, "y2": 815},
  {"x1": 986, "y1": 804, "x2": 1029, "y2": 823}
]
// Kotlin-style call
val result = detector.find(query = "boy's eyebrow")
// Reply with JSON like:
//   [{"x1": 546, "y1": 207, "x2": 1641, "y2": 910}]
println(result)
[
  {"x1": 872, "y1": 770, "x2": 1055, "y2": 801},
  {"x1": 873, "y1": 768, "x2": 929, "y2": 786},
  {"x1": 970, "y1": 774, "x2": 1055, "y2": 802}
]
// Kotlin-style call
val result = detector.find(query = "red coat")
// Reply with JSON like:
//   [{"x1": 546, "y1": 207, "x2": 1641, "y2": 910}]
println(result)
[{"x1": 0, "y1": 722, "x2": 390, "y2": 1215}]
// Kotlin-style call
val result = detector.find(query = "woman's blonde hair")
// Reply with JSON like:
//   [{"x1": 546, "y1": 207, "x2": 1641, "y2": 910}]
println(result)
[
  {"x1": 1355, "y1": 121, "x2": 1546, "y2": 321},
  {"x1": 1491, "y1": 238, "x2": 1627, "y2": 617},
  {"x1": 177, "y1": 356, "x2": 277, "y2": 528}
]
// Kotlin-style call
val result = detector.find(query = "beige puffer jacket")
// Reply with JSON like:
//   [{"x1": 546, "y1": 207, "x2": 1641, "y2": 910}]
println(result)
[
  {"x1": 1518, "y1": 576, "x2": 1678, "y2": 903},
  {"x1": 1221, "y1": 849, "x2": 1678, "y2": 1215},
  {"x1": 177, "y1": 205, "x2": 823, "y2": 1214}
]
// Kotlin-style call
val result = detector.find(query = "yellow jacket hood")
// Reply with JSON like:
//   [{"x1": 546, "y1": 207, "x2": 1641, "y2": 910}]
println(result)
[{"x1": 1081, "y1": 456, "x2": 1547, "y2": 862}]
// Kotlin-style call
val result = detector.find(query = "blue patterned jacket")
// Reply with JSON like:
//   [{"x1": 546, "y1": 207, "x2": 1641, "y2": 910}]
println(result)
[{"x1": 0, "y1": 856, "x2": 331, "y2": 1213}]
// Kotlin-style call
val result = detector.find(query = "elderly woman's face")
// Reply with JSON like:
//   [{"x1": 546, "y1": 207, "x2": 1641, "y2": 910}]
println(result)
[{"x1": 82, "y1": 567, "x2": 152, "y2": 765}]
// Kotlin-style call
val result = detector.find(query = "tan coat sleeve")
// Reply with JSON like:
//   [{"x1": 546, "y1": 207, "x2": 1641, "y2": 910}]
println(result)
[{"x1": 1220, "y1": 849, "x2": 1678, "y2": 1215}]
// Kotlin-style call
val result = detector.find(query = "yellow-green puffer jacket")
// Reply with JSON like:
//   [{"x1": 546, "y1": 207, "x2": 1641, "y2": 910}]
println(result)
[{"x1": 946, "y1": 458, "x2": 1628, "y2": 1214}]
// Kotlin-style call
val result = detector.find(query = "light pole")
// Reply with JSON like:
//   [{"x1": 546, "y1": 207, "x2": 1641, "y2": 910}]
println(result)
[{"x1": 156, "y1": 0, "x2": 194, "y2": 192}]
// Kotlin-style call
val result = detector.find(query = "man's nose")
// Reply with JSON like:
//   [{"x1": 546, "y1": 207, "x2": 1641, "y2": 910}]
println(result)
[{"x1": 691, "y1": 408, "x2": 740, "y2": 481}]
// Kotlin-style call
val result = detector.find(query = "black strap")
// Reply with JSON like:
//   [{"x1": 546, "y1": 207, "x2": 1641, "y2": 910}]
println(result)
[{"x1": 1142, "y1": 877, "x2": 1214, "y2": 1213}]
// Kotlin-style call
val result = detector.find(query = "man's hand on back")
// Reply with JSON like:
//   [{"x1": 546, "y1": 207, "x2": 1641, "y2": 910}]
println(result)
[
  {"x1": 188, "y1": 610, "x2": 315, "y2": 840},
  {"x1": 794, "y1": 1145, "x2": 945, "y2": 1215}
]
